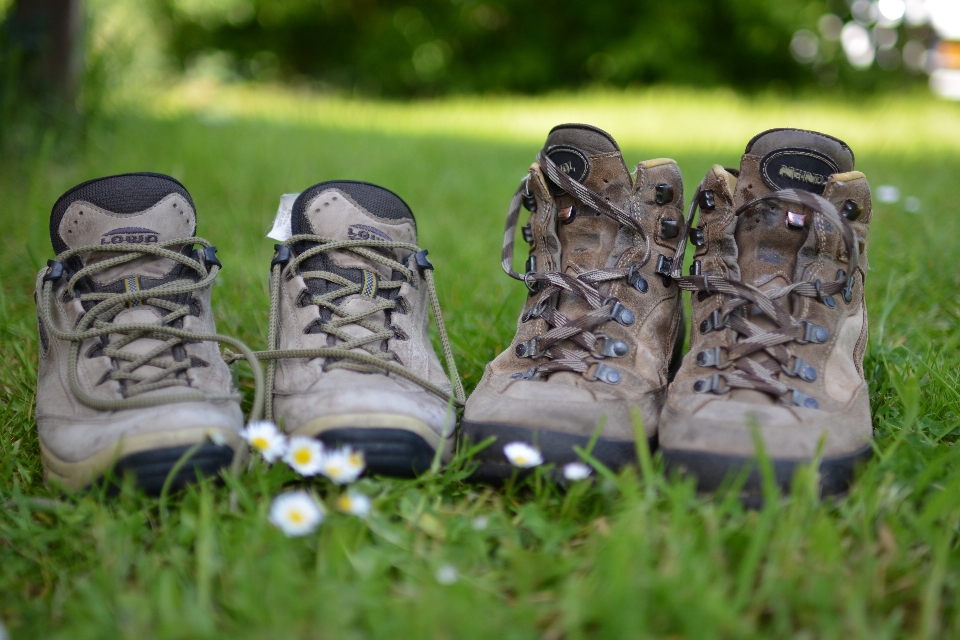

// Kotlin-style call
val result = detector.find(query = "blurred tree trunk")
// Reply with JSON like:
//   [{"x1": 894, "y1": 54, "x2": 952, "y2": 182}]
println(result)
[{"x1": 8, "y1": 0, "x2": 84, "y2": 105}]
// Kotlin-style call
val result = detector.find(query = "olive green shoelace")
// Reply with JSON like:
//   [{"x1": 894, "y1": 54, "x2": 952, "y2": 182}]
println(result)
[
  {"x1": 40, "y1": 239, "x2": 264, "y2": 419},
  {"x1": 257, "y1": 234, "x2": 465, "y2": 422}
]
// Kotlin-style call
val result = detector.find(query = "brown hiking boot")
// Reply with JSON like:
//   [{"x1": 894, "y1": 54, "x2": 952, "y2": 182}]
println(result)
[
  {"x1": 263, "y1": 181, "x2": 464, "y2": 477},
  {"x1": 35, "y1": 173, "x2": 263, "y2": 493},
  {"x1": 660, "y1": 128, "x2": 873, "y2": 497},
  {"x1": 461, "y1": 124, "x2": 685, "y2": 478}
]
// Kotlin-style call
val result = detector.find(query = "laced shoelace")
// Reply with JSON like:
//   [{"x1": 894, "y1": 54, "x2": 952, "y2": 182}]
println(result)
[
  {"x1": 500, "y1": 151, "x2": 652, "y2": 384},
  {"x1": 666, "y1": 187, "x2": 861, "y2": 408},
  {"x1": 39, "y1": 239, "x2": 264, "y2": 419},
  {"x1": 256, "y1": 234, "x2": 465, "y2": 421}
]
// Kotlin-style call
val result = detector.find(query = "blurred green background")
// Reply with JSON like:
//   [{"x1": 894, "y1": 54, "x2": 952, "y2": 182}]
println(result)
[{"x1": 0, "y1": 0, "x2": 952, "y2": 126}]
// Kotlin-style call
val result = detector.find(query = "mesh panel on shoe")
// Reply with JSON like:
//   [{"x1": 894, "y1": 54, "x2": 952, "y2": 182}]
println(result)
[
  {"x1": 292, "y1": 180, "x2": 415, "y2": 237},
  {"x1": 50, "y1": 173, "x2": 196, "y2": 253}
]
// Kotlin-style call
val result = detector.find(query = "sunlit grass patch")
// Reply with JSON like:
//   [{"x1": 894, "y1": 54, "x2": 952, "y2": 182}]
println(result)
[{"x1": 146, "y1": 80, "x2": 960, "y2": 157}]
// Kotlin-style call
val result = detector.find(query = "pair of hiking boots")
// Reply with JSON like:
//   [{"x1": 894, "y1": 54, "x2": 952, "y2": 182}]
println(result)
[{"x1": 33, "y1": 125, "x2": 873, "y2": 498}]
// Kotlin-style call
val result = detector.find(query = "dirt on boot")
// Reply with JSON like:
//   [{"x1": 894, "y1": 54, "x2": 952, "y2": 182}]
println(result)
[
  {"x1": 660, "y1": 128, "x2": 873, "y2": 498},
  {"x1": 462, "y1": 124, "x2": 685, "y2": 479}
]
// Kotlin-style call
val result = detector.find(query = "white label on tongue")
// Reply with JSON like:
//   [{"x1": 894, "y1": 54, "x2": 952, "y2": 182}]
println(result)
[{"x1": 266, "y1": 193, "x2": 300, "y2": 241}]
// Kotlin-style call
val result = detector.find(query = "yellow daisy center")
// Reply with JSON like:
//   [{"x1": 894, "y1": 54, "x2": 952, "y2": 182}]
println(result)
[
  {"x1": 289, "y1": 510, "x2": 304, "y2": 524},
  {"x1": 348, "y1": 453, "x2": 362, "y2": 466},
  {"x1": 328, "y1": 464, "x2": 343, "y2": 476},
  {"x1": 251, "y1": 437, "x2": 269, "y2": 451},
  {"x1": 515, "y1": 455, "x2": 526, "y2": 465},
  {"x1": 294, "y1": 448, "x2": 312, "y2": 465}
]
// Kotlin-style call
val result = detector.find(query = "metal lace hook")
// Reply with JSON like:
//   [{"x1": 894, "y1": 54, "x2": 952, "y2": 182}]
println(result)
[{"x1": 523, "y1": 270, "x2": 541, "y2": 294}]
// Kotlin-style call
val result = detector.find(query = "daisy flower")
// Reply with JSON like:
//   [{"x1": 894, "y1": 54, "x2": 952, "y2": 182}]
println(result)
[
  {"x1": 562, "y1": 461, "x2": 592, "y2": 481},
  {"x1": 503, "y1": 442, "x2": 543, "y2": 468},
  {"x1": 319, "y1": 446, "x2": 366, "y2": 484},
  {"x1": 335, "y1": 489, "x2": 372, "y2": 517},
  {"x1": 240, "y1": 421, "x2": 287, "y2": 463},
  {"x1": 283, "y1": 436, "x2": 325, "y2": 476},
  {"x1": 268, "y1": 490, "x2": 324, "y2": 537}
]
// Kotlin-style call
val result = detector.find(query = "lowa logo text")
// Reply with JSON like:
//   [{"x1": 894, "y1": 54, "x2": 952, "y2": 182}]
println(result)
[
  {"x1": 101, "y1": 227, "x2": 160, "y2": 245},
  {"x1": 347, "y1": 224, "x2": 392, "y2": 242}
]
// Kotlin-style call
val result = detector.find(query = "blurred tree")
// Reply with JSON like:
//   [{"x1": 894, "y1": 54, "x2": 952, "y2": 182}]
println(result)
[
  {"x1": 3, "y1": 0, "x2": 83, "y2": 103},
  {"x1": 0, "y1": 0, "x2": 84, "y2": 150},
  {"x1": 160, "y1": 0, "x2": 828, "y2": 96}
]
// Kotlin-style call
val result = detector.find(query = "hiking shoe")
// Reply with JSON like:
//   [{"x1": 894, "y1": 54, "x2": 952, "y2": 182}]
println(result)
[
  {"x1": 35, "y1": 173, "x2": 263, "y2": 493},
  {"x1": 461, "y1": 124, "x2": 685, "y2": 478},
  {"x1": 660, "y1": 128, "x2": 873, "y2": 497},
  {"x1": 263, "y1": 181, "x2": 464, "y2": 477}
]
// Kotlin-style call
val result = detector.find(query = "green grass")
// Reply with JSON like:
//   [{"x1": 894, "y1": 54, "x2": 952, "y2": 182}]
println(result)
[{"x1": 2, "y1": 84, "x2": 960, "y2": 638}]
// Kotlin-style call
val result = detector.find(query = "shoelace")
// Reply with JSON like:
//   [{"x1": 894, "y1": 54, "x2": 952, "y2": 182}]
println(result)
[
  {"x1": 500, "y1": 151, "x2": 651, "y2": 384},
  {"x1": 666, "y1": 187, "x2": 861, "y2": 408},
  {"x1": 258, "y1": 234, "x2": 465, "y2": 421},
  {"x1": 39, "y1": 239, "x2": 264, "y2": 418}
]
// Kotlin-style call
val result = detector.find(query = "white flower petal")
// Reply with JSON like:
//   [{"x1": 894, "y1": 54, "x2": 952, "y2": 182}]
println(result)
[
  {"x1": 503, "y1": 442, "x2": 543, "y2": 468},
  {"x1": 241, "y1": 421, "x2": 287, "y2": 463},
  {"x1": 335, "y1": 490, "x2": 372, "y2": 517},
  {"x1": 471, "y1": 516, "x2": 489, "y2": 531},
  {"x1": 268, "y1": 490, "x2": 324, "y2": 537},
  {"x1": 320, "y1": 446, "x2": 365, "y2": 484},
  {"x1": 435, "y1": 563, "x2": 458, "y2": 585},
  {"x1": 563, "y1": 462, "x2": 592, "y2": 481},
  {"x1": 283, "y1": 436, "x2": 325, "y2": 476}
]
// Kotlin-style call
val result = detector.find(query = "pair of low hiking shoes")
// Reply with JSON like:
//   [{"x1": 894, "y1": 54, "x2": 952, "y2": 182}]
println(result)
[{"x1": 33, "y1": 125, "x2": 873, "y2": 499}]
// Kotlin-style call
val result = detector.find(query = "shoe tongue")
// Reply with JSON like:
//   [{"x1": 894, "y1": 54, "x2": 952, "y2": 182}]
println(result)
[
  {"x1": 542, "y1": 124, "x2": 632, "y2": 276},
  {"x1": 733, "y1": 129, "x2": 854, "y2": 291},
  {"x1": 541, "y1": 123, "x2": 626, "y2": 196},
  {"x1": 50, "y1": 173, "x2": 198, "y2": 284}
]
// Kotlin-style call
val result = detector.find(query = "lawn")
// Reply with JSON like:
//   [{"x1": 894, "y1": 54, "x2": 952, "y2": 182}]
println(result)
[{"x1": 2, "y1": 82, "x2": 960, "y2": 638}]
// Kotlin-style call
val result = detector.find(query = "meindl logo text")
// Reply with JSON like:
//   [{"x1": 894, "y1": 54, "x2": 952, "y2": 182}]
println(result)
[
  {"x1": 778, "y1": 165, "x2": 827, "y2": 187},
  {"x1": 101, "y1": 227, "x2": 160, "y2": 245}
]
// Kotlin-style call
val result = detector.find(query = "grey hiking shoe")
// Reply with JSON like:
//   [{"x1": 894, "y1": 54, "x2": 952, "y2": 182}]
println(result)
[
  {"x1": 660, "y1": 128, "x2": 873, "y2": 497},
  {"x1": 263, "y1": 181, "x2": 464, "y2": 477},
  {"x1": 35, "y1": 173, "x2": 263, "y2": 493},
  {"x1": 461, "y1": 124, "x2": 685, "y2": 478}
]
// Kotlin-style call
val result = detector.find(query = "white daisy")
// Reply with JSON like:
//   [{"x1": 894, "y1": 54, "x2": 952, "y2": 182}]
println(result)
[
  {"x1": 268, "y1": 490, "x2": 324, "y2": 537},
  {"x1": 503, "y1": 442, "x2": 543, "y2": 468},
  {"x1": 319, "y1": 446, "x2": 366, "y2": 484},
  {"x1": 471, "y1": 516, "x2": 489, "y2": 531},
  {"x1": 335, "y1": 490, "x2": 372, "y2": 517},
  {"x1": 240, "y1": 421, "x2": 287, "y2": 463},
  {"x1": 563, "y1": 461, "x2": 592, "y2": 481},
  {"x1": 283, "y1": 436, "x2": 324, "y2": 476},
  {"x1": 435, "y1": 563, "x2": 458, "y2": 585}
]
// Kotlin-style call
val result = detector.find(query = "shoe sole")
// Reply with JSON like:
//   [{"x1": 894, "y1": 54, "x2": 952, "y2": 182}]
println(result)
[
  {"x1": 40, "y1": 427, "x2": 245, "y2": 494},
  {"x1": 661, "y1": 444, "x2": 872, "y2": 500},
  {"x1": 460, "y1": 420, "x2": 653, "y2": 482},
  {"x1": 292, "y1": 413, "x2": 451, "y2": 478}
]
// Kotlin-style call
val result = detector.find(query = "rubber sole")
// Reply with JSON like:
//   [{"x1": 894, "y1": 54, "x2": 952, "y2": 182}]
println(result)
[
  {"x1": 290, "y1": 412, "x2": 451, "y2": 478},
  {"x1": 460, "y1": 420, "x2": 653, "y2": 483},
  {"x1": 315, "y1": 428, "x2": 436, "y2": 477},
  {"x1": 98, "y1": 443, "x2": 236, "y2": 495},
  {"x1": 40, "y1": 427, "x2": 245, "y2": 493},
  {"x1": 661, "y1": 445, "x2": 873, "y2": 500}
]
